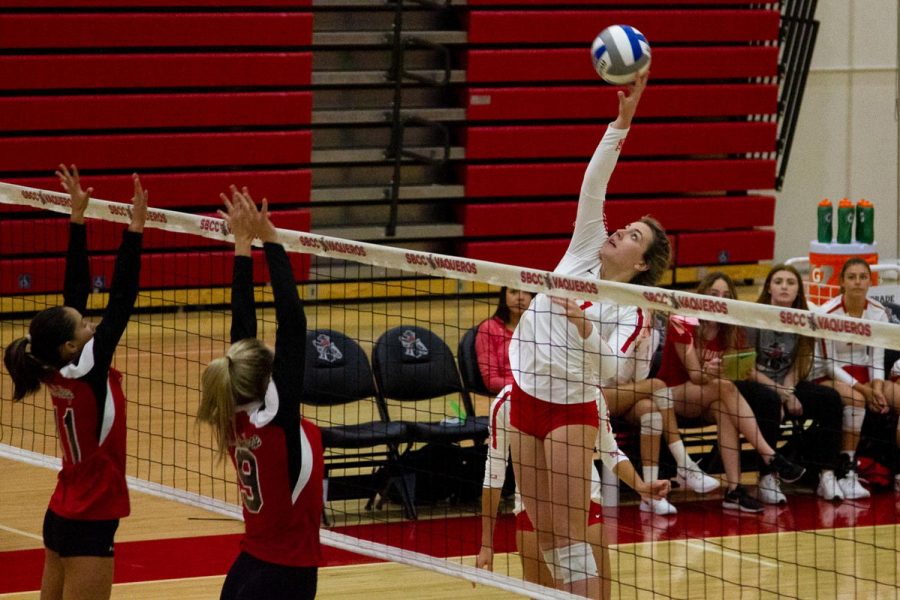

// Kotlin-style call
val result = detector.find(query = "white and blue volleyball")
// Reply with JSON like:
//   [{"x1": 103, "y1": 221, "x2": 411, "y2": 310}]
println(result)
[{"x1": 590, "y1": 25, "x2": 651, "y2": 85}]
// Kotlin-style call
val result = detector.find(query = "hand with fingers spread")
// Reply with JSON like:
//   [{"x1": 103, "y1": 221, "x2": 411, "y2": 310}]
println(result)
[
  {"x1": 128, "y1": 173, "x2": 148, "y2": 233},
  {"x1": 56, "y1": 164, "x2": 93, "y2": 224},
  {"x1": 239, "y1": 186, "x2": 278, "y2": 244},
  {"x1": 218, "y1": 185, "x2": 257, "y2": 256}
]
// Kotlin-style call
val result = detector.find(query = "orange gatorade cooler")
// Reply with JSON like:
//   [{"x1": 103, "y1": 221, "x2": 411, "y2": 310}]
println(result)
[{"x1": 808, "y1": 241, "x2": 878, "y2": 304}]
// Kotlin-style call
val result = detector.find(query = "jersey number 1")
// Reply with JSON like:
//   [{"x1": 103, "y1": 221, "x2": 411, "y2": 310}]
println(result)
[
  {"x1": 235, "y1": 447, "x2": 263, "y2": 513},
  {"x1": 61, "y1": 407, "x2": 82, "y2": 464}
]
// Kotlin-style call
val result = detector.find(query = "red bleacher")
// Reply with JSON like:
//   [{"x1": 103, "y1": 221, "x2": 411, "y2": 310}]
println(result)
[
  {"x1": 456, "y1": 2, "x2": 781, "y2": 275},
  {"x1": 458, "y1": 196, "x2": 776, "y2": 238},
  {"x1": 467, "y1": 85, "x2": 777, "y2": 121},
  {"x1": 0, "y1": 4, "x2": 313, "y2": 294},
  {"x1": 466, "y1": 46, "x2": 779, "y2": 83},
  {"x1": 3, "y1": 132, "x2": 311, "y2": 173},
  {"x1": 0, "y1": 13, "x2": 312, "y2": 48},
  {"x1": 464, "y1": 122, "x2": 777, "y2": 160},
  {"x1": 1, "y1": 171, "x2": 311, "y2": 214},
  {"x1": 465, "y1": 160, "x2": 776, "y2": 198},
  {"x1": 0, "y1": 93, "x2": 312, "y2": 132},
  {"x1": 466, "y1": 10, "x2": 780, "y2": 44},
  {"x1": 0, "y1": 54, "x2": 312, "y2": 90},
  {"x1": 0, "y1": 249, "x2": 310, "y2": 296}
]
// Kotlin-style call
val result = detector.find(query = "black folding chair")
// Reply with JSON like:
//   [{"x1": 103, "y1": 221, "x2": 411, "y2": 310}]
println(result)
[{"x1": 301, "y1": 328, "x2": 415, "y2": 520}]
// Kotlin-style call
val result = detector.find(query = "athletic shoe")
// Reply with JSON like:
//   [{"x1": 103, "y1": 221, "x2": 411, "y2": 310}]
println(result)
[
  {"x1": 838, "y1": 470, "x2": 870, "y2": 500},
  {"x1": 769, "y1": 453, "x2": 806, "y2": 484},
  {"x1": 757, "y1": 473, "x2": 787, "y2": 505},
  {"x1": 639, "y1": 497, "x2": 678, "y2": 516},
  {"x1": 723, "y1": 485, "x2": 764, "y2": 513},
  {"x1": 675, "y1": 462, "x2": 720, "y2": 494},
  {"x1": 817, "y1": 470, "x2": 844, "y2": 502}
]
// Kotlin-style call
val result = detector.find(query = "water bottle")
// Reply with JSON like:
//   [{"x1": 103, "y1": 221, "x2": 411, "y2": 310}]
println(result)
[
  {"x1": 855, "y1": 199, "x2": 874, "y2": 244},
  {"x1": 816, "y1": 198, "x2": 833, "y2": 243},
  {"x1": 836, "y1": 198, "x2": 854, "y2": 243}
]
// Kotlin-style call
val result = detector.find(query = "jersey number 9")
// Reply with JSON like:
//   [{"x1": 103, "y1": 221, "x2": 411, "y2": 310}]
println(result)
[{"x1": 235, "y1": 447, "x2": 264, "y2": 513}]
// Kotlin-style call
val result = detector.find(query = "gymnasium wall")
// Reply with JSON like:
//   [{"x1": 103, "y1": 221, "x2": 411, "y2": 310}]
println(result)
[{"x1": 776, "y1": 0, "x2": 899, "y2": 262}]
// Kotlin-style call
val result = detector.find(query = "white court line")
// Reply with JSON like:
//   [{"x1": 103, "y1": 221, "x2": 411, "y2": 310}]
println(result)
[
  {"x1": 0, "y1": 523, "x2": 42, "y2": 542},
  {"x1": 683, "y1": 538, "x2": 780, "y2": 569}
]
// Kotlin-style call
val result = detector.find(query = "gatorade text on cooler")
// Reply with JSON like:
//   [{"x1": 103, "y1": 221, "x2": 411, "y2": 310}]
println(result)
[
  {"x1": 836, "y1": 198, "x2": 854, "y2": 244},
  {"x1": 817, "y1": 198, "x2": 833, "y2": 243}
]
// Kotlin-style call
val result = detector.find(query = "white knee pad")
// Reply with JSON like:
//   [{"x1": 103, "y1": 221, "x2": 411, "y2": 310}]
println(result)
[
  {"x1": 543, "y1": 542, "x2": 597, "y2": 584},
  {"x1": 640, "y1": 411, "x2": 663, "y2": 437},
  {"x1": 843, "y1": 405, "x2": 864, "y2": 433},
  {"x1": 651, "y1": 386, "x2": 674, "y2": 410}
]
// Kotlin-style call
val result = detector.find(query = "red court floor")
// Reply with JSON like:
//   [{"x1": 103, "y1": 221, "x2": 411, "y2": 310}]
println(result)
[{"x1": 2, "y1": 490, "x2": 898, "y2": 595}]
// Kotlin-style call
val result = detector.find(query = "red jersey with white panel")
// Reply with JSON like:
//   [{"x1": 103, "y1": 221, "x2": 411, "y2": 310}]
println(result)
[
  {"x1": 48, "y1": 223, "x2": 142, "y2": 520},
  {"x1": 229, "y1": 243, "x2": 323, "y2": 568}
]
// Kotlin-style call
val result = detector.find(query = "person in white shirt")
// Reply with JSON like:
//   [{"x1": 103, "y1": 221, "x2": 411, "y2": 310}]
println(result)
[
  {"x1": 812, "y1": 258, "x2": 894, "y2": 498},
  {"x1": 507, "y1": 73, "x2": 669, "y2": 596},
  {"x1": 601, "y1": 305, "x2": 720, "y2": 517}
]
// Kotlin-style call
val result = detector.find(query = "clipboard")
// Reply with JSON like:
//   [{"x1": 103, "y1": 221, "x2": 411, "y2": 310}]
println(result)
[{"x1": 721, "y1": 350, "x2": 757, "y2": 381}]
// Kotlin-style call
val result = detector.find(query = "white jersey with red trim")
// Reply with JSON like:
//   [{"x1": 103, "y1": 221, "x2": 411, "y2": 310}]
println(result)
[
  {"x1": 599, "y1": 305, "x2": 657, "y2": 386},
  {"x1": 484, "y1": 386, "x2": 623, "y2": 507},
  {"x1": 509, "y1": 125, "x2": 629, "y2": 405},
  {"x1": 811, "y1": 295, "x2": 891, "y2": 385}
]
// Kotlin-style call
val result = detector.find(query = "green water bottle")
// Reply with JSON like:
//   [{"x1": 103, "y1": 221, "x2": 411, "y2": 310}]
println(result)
[
  {"x1": 817, "y1": 198, "x2": 833, "y2": 243},
  {"x1": 855, "y1": 199, "x2": 874, "y2": 244},
  {"x1": 836, "y1": 198, "x2": 854, "y2": 243}
]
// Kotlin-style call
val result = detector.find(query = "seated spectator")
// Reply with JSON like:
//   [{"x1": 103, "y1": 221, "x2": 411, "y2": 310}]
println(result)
[
  {"x1": 746, "y1": 264, "x2": 845, "y2": 501},
  {"x1": 883, "y1": 358, "x2": 900, "y2": 492},
  {"x1": 475, "y1": 287, "x2": 534, "y2": 395},
  {"x1": 656, "y1": 272, "x2": 805, "y2": 512},
  {"x1": 811, "y1": 258, "x2": 893, "y2": 499},
  {"x1": 602, "y1": 305, "x2": 719, "y2": 516}
]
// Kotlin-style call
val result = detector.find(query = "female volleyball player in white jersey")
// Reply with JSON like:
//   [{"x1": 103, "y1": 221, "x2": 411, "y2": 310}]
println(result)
[
  {"x1": 3, "y1": 165, "x2": 146, "y2": 600},
  {"x1": 811, "y1": 257, "x2": 895, "y2": 499},
  {"x1": 478, "y1": 385, "x2": 649, "y2": 600},
  {"x1": 197, "y1": 188, "x2": 323, "y2": 600},
  {"x1": 507, "y1": 72, "x2": 669, "y2": 596}
]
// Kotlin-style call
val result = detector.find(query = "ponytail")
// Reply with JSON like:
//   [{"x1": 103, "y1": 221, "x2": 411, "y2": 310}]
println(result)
[
  {"x1": 198, "y1": 338, "x2": 273, "y2": 459},
  {"x1": 3, "y1": 306, "x2": 76, "y2": 400},
  {"x1": 198, "y1": 357, "x2": 237, "y2": 459}
]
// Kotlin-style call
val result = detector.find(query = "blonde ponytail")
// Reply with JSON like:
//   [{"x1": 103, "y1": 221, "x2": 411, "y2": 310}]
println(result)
[
  {"x1": 198, "y1": 356, "x2": 237, "y2": 459},
  {"x1": 198, "y1": 338, "x2": 273, "y2": 459}
]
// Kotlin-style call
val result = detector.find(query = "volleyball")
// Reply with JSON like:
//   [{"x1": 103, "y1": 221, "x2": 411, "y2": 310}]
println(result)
[{"x1": 590, "y1": 25, "x2": 651, "y2": 85}]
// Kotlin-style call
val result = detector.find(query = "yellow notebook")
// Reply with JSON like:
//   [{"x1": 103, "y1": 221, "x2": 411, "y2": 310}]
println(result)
[{"x1": 721, "y1": 350, "x2": 757, "y2": 381}]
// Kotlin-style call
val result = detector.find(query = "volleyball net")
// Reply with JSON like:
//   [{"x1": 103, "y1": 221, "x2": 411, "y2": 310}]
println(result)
[{"x1": 2, "y1": 180, "x2": 900, "y2": 599}]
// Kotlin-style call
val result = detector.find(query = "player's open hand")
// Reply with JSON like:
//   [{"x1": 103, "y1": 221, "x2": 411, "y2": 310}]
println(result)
[
  {"x1": 56, "y1": 164, "x2": 93, "y2": 224},
  {"x1": 219, "y1": 185, "x2": 256, "y2": 253}
]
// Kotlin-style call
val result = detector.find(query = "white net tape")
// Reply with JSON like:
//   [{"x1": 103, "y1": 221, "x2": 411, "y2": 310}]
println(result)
[{"x1": 3, "y1": 181, "x2": 899, "y2": 350}]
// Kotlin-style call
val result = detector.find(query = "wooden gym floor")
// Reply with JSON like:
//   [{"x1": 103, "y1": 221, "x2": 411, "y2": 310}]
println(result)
[{"x1": 2, "y1": 289, "x2": 900, "y2": 599}]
